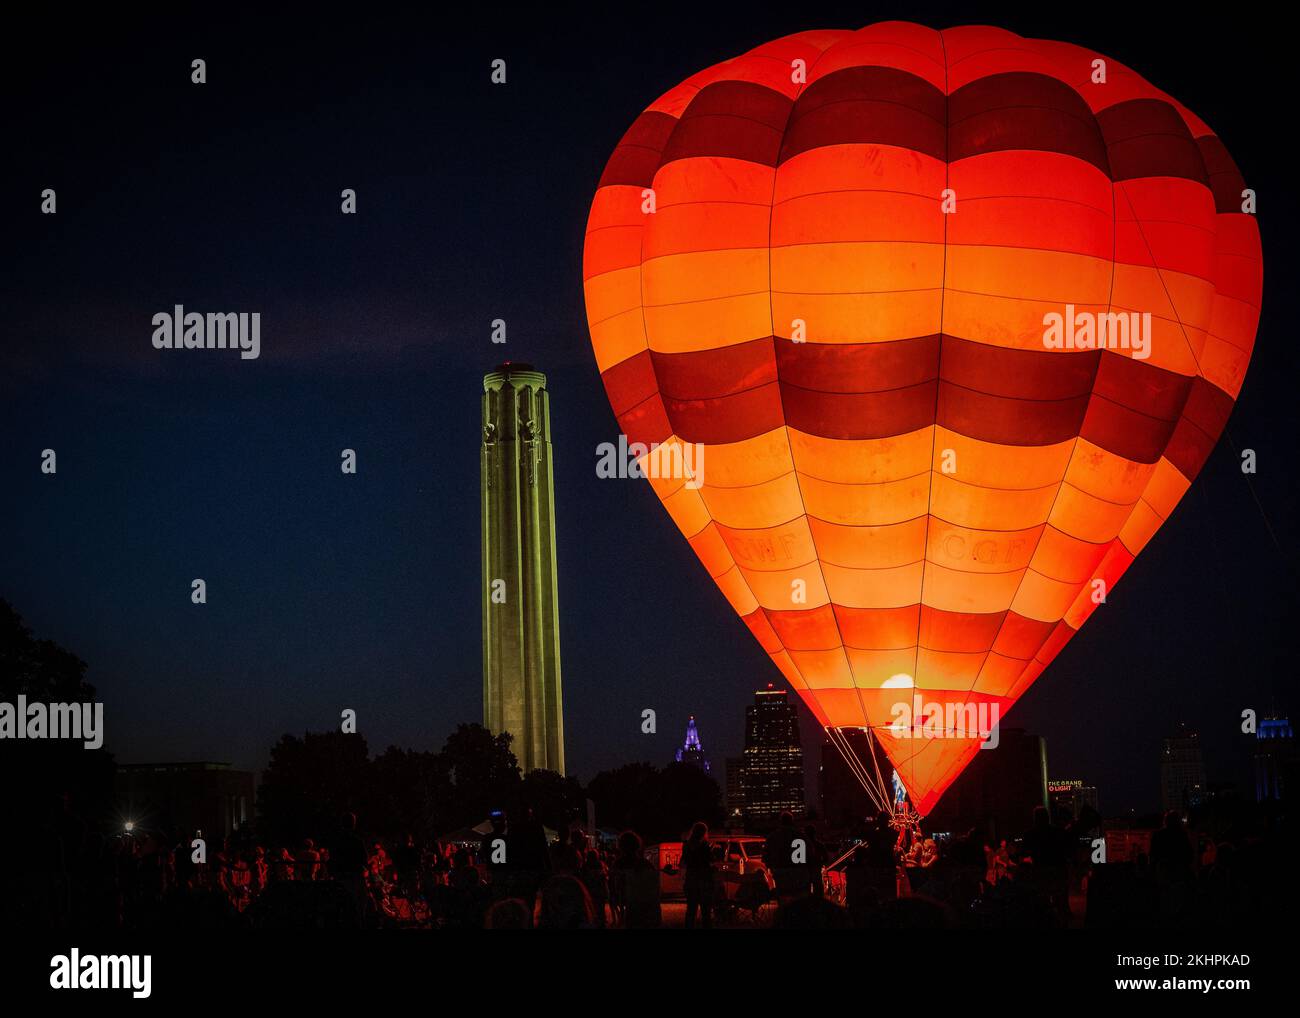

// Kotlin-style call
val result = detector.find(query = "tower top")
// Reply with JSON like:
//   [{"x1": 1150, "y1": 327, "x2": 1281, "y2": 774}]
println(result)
[{"x1": 484, "y1": 362, "x2": 546, "y2": 392}]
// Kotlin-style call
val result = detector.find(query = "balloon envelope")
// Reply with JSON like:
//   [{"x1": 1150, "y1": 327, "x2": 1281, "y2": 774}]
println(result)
[{"x1": 582, "y1": 22, "x2": 1261, "y2": 815}]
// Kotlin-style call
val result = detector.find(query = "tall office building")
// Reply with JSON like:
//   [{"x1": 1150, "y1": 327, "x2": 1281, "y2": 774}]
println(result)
[
  {"x1": 1160, "y1": 724, "x2": 1205, "y2": 815},
  {"x1": 724, "y1": 756, "x2": 744, "y2": 829},
  {"x1": 1254, "y1": 714, "x2": 1295, "y2": 803},
  {"x1": 481, "y1": 363, "x2": 565, "y2": 773},
  {"x1": 925, "y1": 728, "x2": 1049, "y2": 840},
  {"x1": 739, "y1": 685, "x2": 805, "y2": 825},
  {"x1": 819, "y1": 728, "x2": 876, "y2": 830}
]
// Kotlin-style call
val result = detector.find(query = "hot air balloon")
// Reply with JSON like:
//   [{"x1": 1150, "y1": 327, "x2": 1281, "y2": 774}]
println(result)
[{"x1": 582, "y1": 22, "x2": 1261, "y2": 823}]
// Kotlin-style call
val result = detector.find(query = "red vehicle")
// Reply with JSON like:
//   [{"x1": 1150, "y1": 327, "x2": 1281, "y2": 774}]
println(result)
[{"x1": 645, "y1": 835, "x2": 774, "y2": 914}]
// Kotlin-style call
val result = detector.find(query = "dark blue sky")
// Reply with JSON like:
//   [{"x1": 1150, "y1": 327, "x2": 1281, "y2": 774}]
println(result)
[{"x1": 4, "y1": 4, "x2": 1295, "y2": 815}]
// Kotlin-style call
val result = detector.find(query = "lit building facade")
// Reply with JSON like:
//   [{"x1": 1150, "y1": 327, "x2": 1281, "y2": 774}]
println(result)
[
  {"x1": 1255, "y1": 714, "x2": 1295, "y2": 803},
  {"x1": 481, "y1": 363, "x2": 565, "y2": 773},
  {"x1": 115, "y1": 761, "x2": 255, "y2": 840},
  {"x1": 738, "y1": 685, "x2": 805, "y2": 825},
  {"x1": 1160, "y1": 725, "x2": 1205, "y2": 815},
  {"x1": 675, "y1": 715, "x2": 710, "y2": 772},
  {"x1": 925, "y1": 728, "x2": 1049, "y2": 840},
  {"x1": 1048, "y1": 778, "x2": 1099, "y2": 824}
]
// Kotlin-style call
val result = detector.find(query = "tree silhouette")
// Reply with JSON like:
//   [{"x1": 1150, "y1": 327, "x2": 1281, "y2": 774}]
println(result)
[
  {"x1": 257, "y1": 730, "x2": 371, "y2": 846},
  {"x1": 0, "y1": 599, "x2": 115, "y2": 929},
  {"x1": 435, "y1": 723, "x2": 520, "y2": 830},
  {"x1": 587, "y1": 761, "x2": 723, "y2": 843}
]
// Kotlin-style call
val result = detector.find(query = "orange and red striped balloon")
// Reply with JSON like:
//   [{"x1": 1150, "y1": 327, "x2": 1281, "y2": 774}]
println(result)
[{"x1": 582, "y1": 22, "x2": 1261, "y2": 815}]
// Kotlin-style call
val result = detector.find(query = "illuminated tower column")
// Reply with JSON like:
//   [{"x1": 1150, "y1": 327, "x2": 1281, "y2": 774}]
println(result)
[{"x1": 481, "y1": 363, "x2": 565, "y2": 773}]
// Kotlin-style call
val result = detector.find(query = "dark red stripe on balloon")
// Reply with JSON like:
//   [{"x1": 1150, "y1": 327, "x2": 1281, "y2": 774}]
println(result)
[
  {"x1": 614, "y1": 391, "x2": 673, "y2": 451},
  {"x1": 1097, "y1": 99, "x2": 1209, "y2": 186},
  {"x1": 664, "y1": 383, "x2": 786, "y2": 445},
  {"x1": 1196, "y1": 135, "x2": 1249, "y2": 215},
  {"x1": 948, "y1": 72, "x2": 1109, "y2": 175},
  {"x1": 600, "y1": 349, "x2": 660, "y2": 417},
  {"x1": 781, "y1": 378, "x2": 938, "y2": 440},
  {"x1": 942, "y1": 336, "x2": 1099, "y2": 401},
  {"x1": 1092, "y1": 350, "x2": 1192, "y2": 422},
  {"x1": 939, "y1": 383, "x2": 1090, "y2": 446},
  {"x1": 651, "y1": 338, "x2": 777, "y2": 400},
  {"x1": 597, "y1": 111, "x2": 679, "y2": 188},
  {"x1": 660, "y1": 81, "x2": 791, "y2": 168},
  {"x1": 776, "y1": 334, "x2": 940, "y2": 393},
  {"x1": 779, "y1": 66, "x2": 947, "y2": 164},
  {"x1": 1080, "y1": 393, "x2": 1178, "y2": 464},
  {"x1": 1164, "y1": 377, "x2": 1234, "y2": 478},
  {"x1": 601, "y1": 337, "x2": 1234, "y2": 464}
]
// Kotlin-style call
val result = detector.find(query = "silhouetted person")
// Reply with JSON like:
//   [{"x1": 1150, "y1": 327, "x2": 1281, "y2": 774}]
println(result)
[
  {"x1": 1150, "y1": 809, "x2": 1195, "y2": 924},
  {"x1": 539, "y1": 874, "x2": 595, "y2": 929},
  {"x1": 611, "y1": 830, "x2": 661, "y2": 929},
  {"x1": 549, "y1": 823, "x2": 583, "y2": 875},
  {"x1": 1150, "y1": 810, "x2": 1193, "y2": 876},
  {"x1": 681, "y1": 822, "x2": 715, "y2": 930},
  {"x1": 1020, "y1": 806, "x2": 1070, "y2": 920},
  {"x1": 505, "y1": 807, "x2": 550, "y2": 912},
  {"x1": 485, "y1": 897, "x2": 533, "y2": 929},
  {"x1": 803, "y1": 824, "x2": 826, "y2": 897},
  {"x1": 580, "y1": 849, "x2": 610, "y2": 928},
  {"x1": 332, "y1": 813, "x2": 368, "y2": 927},
  {"x1": 764, "y1": 812, "x2": 803, "y2": 902},
  {"x1": 480, "y1": 813, "x2": 509, "y2": 897}
]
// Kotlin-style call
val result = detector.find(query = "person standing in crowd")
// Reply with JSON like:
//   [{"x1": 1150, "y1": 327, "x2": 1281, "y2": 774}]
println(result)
[
  {"x1": 611, "y1": 830, "x2": 661, "y2": 929},
  {"x1": 764, "y1": 812, "x2": 803, "y2": 904},
  {"x1": 296, "y1": 838, "x2": 321, "y2": 882},
  {"x1": 681, "y1": 822, "x2": 715, "y2": 930},
  {"x1": 480, "y1": 813, "x2": 509, "y2": 897},
  {"x1": 580, "y1": 848, "x2": 610, "y2": 928},
  {"x1": 506, "y1": 807, "x2": 551, "y2": 913},
  {"x1": 331, "y1": 813, "x2": 369, "y2": 928},
  {"x1": 549, "y1": 823, "x2": 583, "y2": 876}
]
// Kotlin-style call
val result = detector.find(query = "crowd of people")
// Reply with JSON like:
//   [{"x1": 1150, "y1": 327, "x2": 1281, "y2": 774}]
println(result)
[{"x1": 27, "y1": 798, "x2": 1292, "y2": 931}]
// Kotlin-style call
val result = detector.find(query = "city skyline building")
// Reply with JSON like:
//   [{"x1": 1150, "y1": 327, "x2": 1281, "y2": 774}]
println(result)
[
  {"x1": 925, "y1": 728, "x2": 1049, "y2": 840},
  {"x1": 481, "y1": 362, "x2": 565, "y2": 774},
  {"x1": 1254, "y1": 713, "x2": 1295, "y2": 803},
  {"x1": 675, "y1": 715, "x2": 710, "y2": 772},
  {"x1": 114, "y1": 761, "x2": 255, "y2": 840},
  {"x1": 1161, "y1": 724, "x2": 1205, "y2": 815},
  {"x1": 1048, "y1": 778, "x2": 1100, "y2": 826},
  {"x1": 738, "y1": 684, "x2": 805, "y2": 826}
]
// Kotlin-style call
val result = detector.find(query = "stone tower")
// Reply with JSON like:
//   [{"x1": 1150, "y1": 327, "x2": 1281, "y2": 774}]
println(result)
[{"x1": 481, "y1": 362, "x2": 565, "y2": 773}]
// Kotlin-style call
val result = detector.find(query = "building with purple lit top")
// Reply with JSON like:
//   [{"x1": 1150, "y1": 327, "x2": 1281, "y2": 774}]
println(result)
[{"x1": 675, "y1": 715, "x2": 710, "y2": 772}]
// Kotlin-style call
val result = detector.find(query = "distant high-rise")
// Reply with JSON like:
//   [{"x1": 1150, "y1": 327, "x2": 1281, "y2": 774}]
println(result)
[
  {"x1": 925, "y1": 728, "x2": 1049, "y2": 840},
  {"x1": 1048, "y1": 779, "x2": 1100, "y2": 826},
  {"x1": 1254, "y1": 714, "x2": 1295, "y2": 803},
  {"x1": 675, "y1": 715, "x2": 710, "y2": 772},
  {"x1": 724, "y1": 756, "x2": 744, "y2": 829},
  {"x1": 819, "y1": 728, "x2": 875, "y2": 829},
  {"x1": 1160, "y1": 724, "x2": 1205, "y2": 814},
  {"x1": 739, "y1": 685, "x2": 805, "y2": 825},
  {"x1": 481, "y1": 363, "x2": 564, "y2": 773}
]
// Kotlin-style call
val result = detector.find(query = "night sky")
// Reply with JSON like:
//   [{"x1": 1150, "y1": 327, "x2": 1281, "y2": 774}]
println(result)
[{"x1": 5, "y1": 3, "x2": 1295, "y2": 816}]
